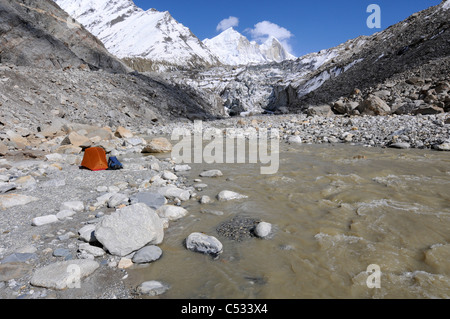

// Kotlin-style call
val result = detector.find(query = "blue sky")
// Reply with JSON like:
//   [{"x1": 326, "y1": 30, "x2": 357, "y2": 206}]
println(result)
[{"x1": 133, "y1": 0, "x2": 442, "y2": 57}]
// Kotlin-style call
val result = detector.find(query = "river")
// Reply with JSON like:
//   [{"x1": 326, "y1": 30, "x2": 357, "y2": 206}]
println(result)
[{"x1": 126, "y1": 142, "x2": 450, "y2": 299}]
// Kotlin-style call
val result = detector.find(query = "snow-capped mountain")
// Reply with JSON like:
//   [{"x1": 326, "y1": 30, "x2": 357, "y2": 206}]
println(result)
[
  {"x1": 53, "y1": 0, "x2": 220, "y2": 71},
  {"x1": 203, "y1": 28, "x2": 296, "y2": 66}
]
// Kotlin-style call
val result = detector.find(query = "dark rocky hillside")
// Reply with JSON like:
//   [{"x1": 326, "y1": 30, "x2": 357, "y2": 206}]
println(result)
[
  {"x1": 0, "y1": 0, "x2": 225, "y2": 132},
  {"x1": 280, "y1": 1, "x2": 450, "y2": 115}
]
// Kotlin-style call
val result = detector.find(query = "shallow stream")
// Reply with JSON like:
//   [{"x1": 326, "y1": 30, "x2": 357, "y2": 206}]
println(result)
[{"x1": 127, "y1": 143, "x2": 450, "y2": 299}]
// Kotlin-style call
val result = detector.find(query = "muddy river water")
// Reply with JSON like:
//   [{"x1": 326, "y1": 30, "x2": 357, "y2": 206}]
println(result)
[{"x1": 126, "y1": 142, "x2": 450, "y2": 299}]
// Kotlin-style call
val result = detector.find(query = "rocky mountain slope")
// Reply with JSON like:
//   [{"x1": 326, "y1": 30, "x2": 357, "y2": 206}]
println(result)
[
  {"x1": 162, "y1": 1, "x2": 449, "y2": 117},
  {"x1": 0, "y1": 0, "x2": 129, "y2": 73},
  {"x1": 53, "y1": 0, "x2": 221, "y2": 72},
  {"x1": 0, "y1": 0, "x2": 225, "y2": 135},
  {"x1": 203, "y1": 27, "x2": 296, "y2": 66},
  {"x1": 280, "y1": 0, "x2": 450, "y2": 115}
]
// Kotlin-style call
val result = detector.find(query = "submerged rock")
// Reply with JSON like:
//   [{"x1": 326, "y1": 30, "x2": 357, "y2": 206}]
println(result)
[
  {"x1": 217, "y1": 190, "x2": 248, "y2": 201},
  {"x1": 136, "y1": 281, "x2": 170, "y2": 296},
  {"x1": 156, "y1": 205, "x2": 189, "y2": 221},
  {"x1": 132, "y1": 245, "x2": 163, "y2": 264},
  {"x1": 200, "y1": 170, "x2": 223, "y2": 177},
  {"x1": 216, "y1": 216, "x2": 260, "y2": 242},
  {"x1": 185, "y1": 232, "x2": 223, "y2": 257}
]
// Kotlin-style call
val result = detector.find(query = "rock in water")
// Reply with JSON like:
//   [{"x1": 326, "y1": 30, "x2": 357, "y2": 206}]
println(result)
[
  {"x1": 254, "y1": 222, "x2": 272, "y2": 239},
  {"x1": 132, "y1": 246, "x2": 163, "y2": 264},
  {"x1": 185, "y1": 232, "x2": 223, "y2": 257},
  {"x1": 217, "y1": 190, "x2": 248, "y2": 201},
  {"x1": 156, "y1": 205, "x2": 189, "y2": 221},
  {"x1": 129, "y1": 192, "x2": 167, "y2": 210},
  {"x1": 389, "y1": 142, "x2": 411, "y2": 149},
  {"x1": 94, "y1": 203, "x2": 164, "y2": 257},
  {"x1": 30, "y1": 260, "x2": 99, "y2": 290},
  {"x1": 216, "y1": 216, "x2": 260, "y2": 241},
  {"x1": 137, "y1": 281, "x2": 170, "y2": 296},
  {"x1": 199, "y1": 170, "x2": 223, "y2": 177}
]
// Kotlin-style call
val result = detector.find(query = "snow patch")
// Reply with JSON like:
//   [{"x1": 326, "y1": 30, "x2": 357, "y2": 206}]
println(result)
[{"x1": 443, "y1": 0, "x2": 450, "y2": 10}]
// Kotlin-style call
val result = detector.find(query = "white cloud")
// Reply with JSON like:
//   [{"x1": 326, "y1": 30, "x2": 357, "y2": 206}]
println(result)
[
  {"x1": 247, "y1": 21, "x2": 294, "y2": 53},
  {"x1": 216, "y1": 16, "x2": 239, "y2": 32}
]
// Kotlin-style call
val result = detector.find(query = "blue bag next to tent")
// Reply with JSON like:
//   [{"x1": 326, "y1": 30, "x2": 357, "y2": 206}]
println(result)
[{"x1": 108, "y1": 156, "x2": 123, "y2": 170}]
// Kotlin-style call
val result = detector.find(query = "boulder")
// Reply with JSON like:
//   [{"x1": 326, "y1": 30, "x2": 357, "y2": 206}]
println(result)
[
  {"x1": 413, "y1": 105, "x2": 444, "y2": 115},
  {"x1": 94, "y1": 203, "x2": 164, "y2": 257},
  {"x1": 115, "y1": 126, "x2": 133, "y2": 139},
  {"x1": 306, "y1": 104, "x2": 334, "y2": 117},
  {"x1": 61, "y1": 131, "x2": 91, "y2": 148},
  {"x1": 142, "y1": 137, "x2": 172, "y2": 153},
  {"x1": 358, "y1": 95, "x2": 391, "y2": 115}
]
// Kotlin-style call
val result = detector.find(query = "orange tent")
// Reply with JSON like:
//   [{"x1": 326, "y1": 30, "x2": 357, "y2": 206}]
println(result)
[{"x1": 81, "y1": 147, "x2": 108, "y2": 171}]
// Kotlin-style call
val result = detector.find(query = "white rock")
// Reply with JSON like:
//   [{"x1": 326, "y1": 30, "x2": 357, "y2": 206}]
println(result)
[
  {"x1": 93, "y1": 193, "x2": 114, "y2": 208},
  {"x1": 32, "y1": 215, "x2": 59, "y2": 226},
  {"x1": 108, "y1": 185, "x2": 120, "y2": 193},
  {"x1": 162, "y1": 171, "x2": 178, "y2": 181},
  {"x1": 45, "y1": 153, "x2": 64, "y2": 162},
  {"x1": 137, "y1": 281, "x2": 170, "y2": 296},
  {"x1": 199, "y1": 170, "x2": 223, "y2": 177},
  {"x1": 435, "y1": 143, "x2": 450, "y2": 151},
  {"x1": 56, "y1": 209, "x2": 76, "y2": 221},
  {"x1": 157, "y1": 186, "x2": 190, "y2": 201},
  {"x1": 186, "y1": 232, "x2": 223, "y2": 256},
  {"x1": 287, "y1": 135, "x2": 302, "y2": 144},
  {"x1": 254, "y1": 222, "x2": 272, "y2": 238},
  {"x1": 78, "y1": 243, "x2": 106, "y2": 257},
  {"x1": 156, "y1": 205, "x2": 189, "y2": 221},
  {"x1": 107, "y1": 193, "x2": 129, "y2": 208},
  {"x1": 200, "y1": 195, "x2": 211, "y2": 204},
  {"x1": 96, "y1": 186, "x2": 108, "y2": 192},
  {"x1": 78, "y1": 224, "x2": 97, "y2": 243},
  {"x1": 94, "y1": 203, "x2": 164, "y2": 257},
  {"x1": 60, "y1": 201, "x2": 84, "y2": 213},
  {"x1": 217, "y1": 190, "x2": 248, "y2": 201},
  {"x1": 174, "y1": 164, "x2": 191, "y2": 172}
]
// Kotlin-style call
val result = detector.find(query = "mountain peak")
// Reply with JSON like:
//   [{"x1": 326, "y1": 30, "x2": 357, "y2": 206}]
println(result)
[
  {"x1": 204, "y1": 28, "x2": 296, "y2": 66},
  {"x1": 54, "y1": 0, "x2": 220, "y2": 71}
]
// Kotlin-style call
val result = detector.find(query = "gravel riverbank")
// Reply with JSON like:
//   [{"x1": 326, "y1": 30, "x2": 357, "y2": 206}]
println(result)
[{"x1": 0, "y1": 113, "x2": 448, "y2": 299}]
